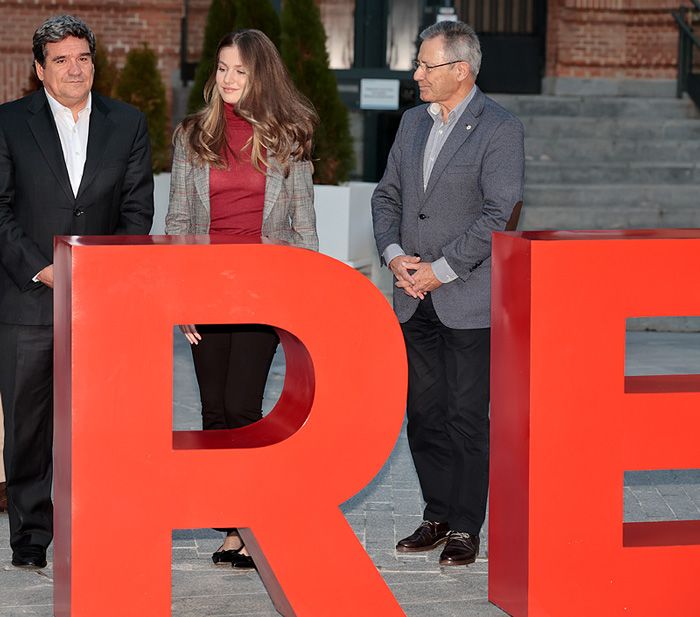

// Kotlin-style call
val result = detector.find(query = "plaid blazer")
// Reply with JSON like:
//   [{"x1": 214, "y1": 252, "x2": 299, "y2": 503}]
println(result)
[{"x1": 165, "y1": 136, "x2": 318, "y2": 250}]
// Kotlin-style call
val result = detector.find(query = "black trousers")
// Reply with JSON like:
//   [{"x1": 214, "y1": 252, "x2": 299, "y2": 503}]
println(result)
[
  {"x1": 191, "y1": 324, "x2": 279, "y2": 430},
  {"x1": 0, "y1": 323, "x2": 54, "y2": 550},
  {"x1": 400, "y1": 295, "x2": 490, "y2": 535},
  {"x1": 191, "y1": 324, "x2": 279, "y2": 535}
]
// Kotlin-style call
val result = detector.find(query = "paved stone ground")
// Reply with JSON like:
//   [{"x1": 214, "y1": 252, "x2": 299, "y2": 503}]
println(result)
[
  {"x1": 1, "y1": 330, "x2": 699, "y2": 616},
  {"x1": 624, "y1": 332, "x2": 700, "y2": 525}
]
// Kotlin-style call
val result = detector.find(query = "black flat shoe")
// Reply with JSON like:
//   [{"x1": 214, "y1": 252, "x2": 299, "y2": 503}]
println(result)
[
  {"x1": 12, "y1": 546, "x2": 47, "y2": 569},
  {"x1": 212, "y1": 548, "x2": 242, "y2": 565},
  {"x1": 212, "y1": 542, "x2": 256, "y2": 569},
  {"x1": 230, "y1": 552, "x2": 256, "y2": 570}
]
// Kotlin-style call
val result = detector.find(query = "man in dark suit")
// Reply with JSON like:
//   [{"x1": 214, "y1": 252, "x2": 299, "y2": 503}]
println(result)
[
  {"x1": 0, "y1": 15, "x2": 154, "y2": 568},
  {"x1": 372, "y1": 20, "x2": 524, "y2": 566}
]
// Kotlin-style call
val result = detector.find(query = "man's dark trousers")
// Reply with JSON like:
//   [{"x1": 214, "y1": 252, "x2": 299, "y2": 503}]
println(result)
[
  {"x1": 0, "y1": 323, "x2": 53, "y2": 550},
  {"x1": 401, "y1": 294, "x2": 490, "y2": 535}
]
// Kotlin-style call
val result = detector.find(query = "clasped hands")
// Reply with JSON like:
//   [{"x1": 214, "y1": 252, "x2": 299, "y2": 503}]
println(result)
[{"x1": 389, "y1": 255, "x2": 441, "y2": 300}]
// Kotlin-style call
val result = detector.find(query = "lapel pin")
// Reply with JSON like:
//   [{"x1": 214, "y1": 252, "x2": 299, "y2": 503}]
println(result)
[{"x1": 466, "y1": 124, "x2": 472, "y2": 130}]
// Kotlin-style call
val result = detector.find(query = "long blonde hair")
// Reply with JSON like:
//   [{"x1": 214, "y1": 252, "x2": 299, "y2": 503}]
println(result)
[{"x1": 176, "y1": 30, "x2": 318, "y2": 175}]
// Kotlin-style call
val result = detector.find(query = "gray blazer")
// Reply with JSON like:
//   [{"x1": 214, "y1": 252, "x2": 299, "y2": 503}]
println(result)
[
  {"x1": 372, "y1": 87, "x2": 524, "y2": 329},
  {"x1": 166, "y1": 136, "x2": 318, "y2": 250}
]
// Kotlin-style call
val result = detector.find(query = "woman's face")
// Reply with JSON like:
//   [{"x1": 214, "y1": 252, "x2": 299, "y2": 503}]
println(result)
[{"x1": 215, "y1": 45, "x2": 248, "y2": 104}]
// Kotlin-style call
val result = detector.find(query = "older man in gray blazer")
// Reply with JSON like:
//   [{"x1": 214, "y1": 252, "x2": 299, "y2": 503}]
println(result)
[{"x1": 372, "y1": 20, "x2": 524, "y2": 567}]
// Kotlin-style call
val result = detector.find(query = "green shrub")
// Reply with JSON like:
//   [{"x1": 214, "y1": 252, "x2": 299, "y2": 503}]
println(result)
[
  {"x1": 93, "y1": 42, "x2": 119, "y2": 97},
  {"x1": 187, "y1": 0, "x2": 237, "y2": 114},
  {"x1": 236, "y1": 0, "x2": 280, "y2": 47},
  {"x1": 23, "y1": 70, "x2": 41, "y2": 96},
  {"x1": 281, "y1": 0, "x2": 353, "y2": 184},
  {"x1": 115, "y1": 44, "x2": 169, "y2": 173},
  {"x1": 187, "y1": 0, "x2": 281, "y2": 113}
]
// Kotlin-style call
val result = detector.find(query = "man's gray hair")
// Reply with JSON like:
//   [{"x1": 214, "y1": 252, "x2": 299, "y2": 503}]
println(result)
[
  {"x1": 420, "y1": 20, "x2": 481, "y2": 78},
  {"x1": 32, "y1": 15, "x2": 96, "y2": 67}
]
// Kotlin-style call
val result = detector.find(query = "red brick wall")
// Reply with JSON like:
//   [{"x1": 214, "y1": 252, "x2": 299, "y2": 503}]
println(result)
[
  {"x1": 0, "y1": 0, "x2": 209, "y2": 105},
  {"x1": 2, "y1": 1, "x2": 695, "y2": 103},
  {"x1": 546, "y1": 0, "x2": 692, "y2": 79}
]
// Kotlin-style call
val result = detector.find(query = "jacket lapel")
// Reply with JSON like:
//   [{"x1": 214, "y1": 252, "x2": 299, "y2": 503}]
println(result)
[
  {"x1": 193, "y1": 164, "x2": 210, "y2": 216},
  {"x1": 77, "y1": 94, "x2": 114, "y2": 200},
  {"x1": 263, "y1": 156, "x2": 282, "y2": 221},
  {"x1": 26, "y1": 91, "x2": 74, "y2": 203},
  {"x1": 423, "y1": 88, "x2": 485, "y2": 202},
  {"x1": 411, "y1": 109, "x2": 433, "y2": 205}
]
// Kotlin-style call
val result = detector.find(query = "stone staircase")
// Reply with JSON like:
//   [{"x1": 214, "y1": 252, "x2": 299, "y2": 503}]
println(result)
[{"x1": 492, "y1": 94, "x2": 700, "y2": 231}]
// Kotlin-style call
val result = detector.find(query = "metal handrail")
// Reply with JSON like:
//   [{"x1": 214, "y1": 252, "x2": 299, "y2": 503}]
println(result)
[
  {"x1": 672, "y1": 5, "x2": 700, "y2": 106},
  {"x1": 672, "y1": 11, "x2": 700, "y2": 47}
]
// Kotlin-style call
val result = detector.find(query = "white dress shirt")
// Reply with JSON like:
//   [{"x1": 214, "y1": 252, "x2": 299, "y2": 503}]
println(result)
[{"x1": 45, "y1": 90, "x2": 91, "y2": 197}]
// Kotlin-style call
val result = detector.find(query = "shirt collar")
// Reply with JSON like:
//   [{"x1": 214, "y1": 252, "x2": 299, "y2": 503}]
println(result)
[
  {"x1": 427, "y1": 85, "x2": 477, "y2": 125},
  {"x1": 45, "y1": 89, "x2": 92, "y2": 118}
]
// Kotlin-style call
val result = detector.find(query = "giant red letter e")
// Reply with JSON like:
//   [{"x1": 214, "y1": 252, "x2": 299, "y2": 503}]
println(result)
[{"x1": 490, "y1": 230, "x2": 700, "y2": 617}]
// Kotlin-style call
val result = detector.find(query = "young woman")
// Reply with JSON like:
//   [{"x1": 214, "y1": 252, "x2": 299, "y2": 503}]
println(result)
[{"x1": 166, "y1": 29, "x2": 318, "y2": 569}]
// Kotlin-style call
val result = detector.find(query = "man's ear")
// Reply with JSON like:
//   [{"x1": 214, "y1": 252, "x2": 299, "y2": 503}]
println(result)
[
  {"x1": 35, "y1": 61, "x2": 44, "y2": 82},
  {"x1": 456, "y1": 61, "x2": 473, "y2": 83}
]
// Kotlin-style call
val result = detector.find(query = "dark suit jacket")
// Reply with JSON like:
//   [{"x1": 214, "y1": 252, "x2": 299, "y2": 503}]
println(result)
[
  {"x1": 372, "y1": 87, "x2": 525, "y2": 329},
  {"x1": 0, "y1": 90, "x2": 154, "y2": 325}
]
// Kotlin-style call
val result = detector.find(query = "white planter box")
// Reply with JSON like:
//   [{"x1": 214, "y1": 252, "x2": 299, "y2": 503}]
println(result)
[
  {"x1": 150, "y1": 172, "x2": 170, "y2": 235},
  {"x1": 314, "y1": 182, "x2": 378, "y2": 270}
]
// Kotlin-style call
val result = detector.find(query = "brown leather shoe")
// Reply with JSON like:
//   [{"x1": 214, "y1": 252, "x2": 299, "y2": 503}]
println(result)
[
  {"x1": 439, "y1": 531, "x2": 479, "y2": 566},
  {"x1": 0, "y1": 482, "x2": 7, "y2": 512},
  {"x1": 396, "y1": 520, "x2": 450, "y2": 553}
]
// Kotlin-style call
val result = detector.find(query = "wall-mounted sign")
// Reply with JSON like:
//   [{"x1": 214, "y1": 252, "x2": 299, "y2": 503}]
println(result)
[
  {"x1": 436, "y1": 7, "x2": 458, "y2": 22},
  {"x1": 360, "y1": 79, "x2": 400, "y2": 110}
]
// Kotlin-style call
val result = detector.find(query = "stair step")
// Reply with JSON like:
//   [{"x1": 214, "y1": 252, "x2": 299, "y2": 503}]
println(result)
[
  {"x1": 519, "y1": 116, "x2": 700, "y2": 140},
  {"x1": 493, "y1": 94, "x2": 700, "y2": 120},
  {"x1": 520, "y1": 205, "x2": 700, "y2": 231},
  {"x1": 524, "y1": 184, "x2": 700, "y2": 209},
  {"x1": 525, "y1": 137, "x2": 700, "y2": 163},
  {"x1": 487, "y1": 93, "x2": 700, "y2": 231},
  {"x1": 525, "y1": 162, "x2": 700, "y2": 184}
]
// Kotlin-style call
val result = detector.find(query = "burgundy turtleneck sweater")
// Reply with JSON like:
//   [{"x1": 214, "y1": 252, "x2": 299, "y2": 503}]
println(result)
[{"x1": 208, "y1": 104, "x2": 266, "y2": 236}]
